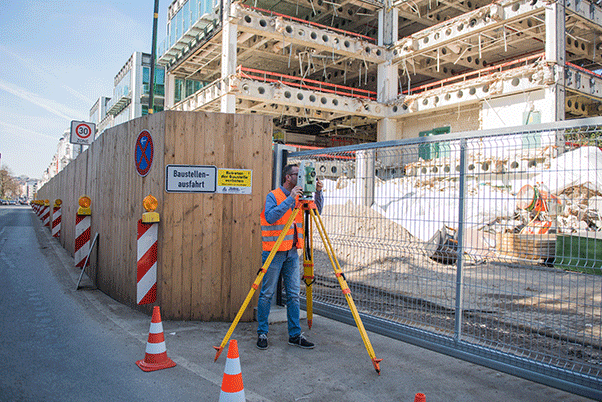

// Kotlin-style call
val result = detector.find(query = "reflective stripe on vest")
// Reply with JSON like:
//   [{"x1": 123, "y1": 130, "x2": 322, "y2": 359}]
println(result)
[{"x1": 260, "y1": 188, "x2": 303, "y2": 251}]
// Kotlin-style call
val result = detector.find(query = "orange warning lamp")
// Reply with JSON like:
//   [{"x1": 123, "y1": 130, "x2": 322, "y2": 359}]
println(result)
[
  {"x1": 54, "y1": 199, "x2": 62, "y2": 207},
  {"x1": 78, "y1": 195, "x2": 92, "y2": 216},
  {"x1": 44, "y1": 199, "x2": 50, "y2": 206},
  {"x1": 142, "y1": 194, "x2": 160, "y2": 223}
]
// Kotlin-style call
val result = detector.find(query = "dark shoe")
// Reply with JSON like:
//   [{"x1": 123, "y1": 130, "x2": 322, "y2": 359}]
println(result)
[
  {"x1": 257, "y1": 334, "x2": 268, "y2": 350},
  {"x1": 288, "y1": 333, "x2": 314, "y2": 349}
]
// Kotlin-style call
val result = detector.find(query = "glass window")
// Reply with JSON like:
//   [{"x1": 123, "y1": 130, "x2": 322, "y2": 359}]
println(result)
[
  {"x1": 142, "y1": 66, "x2": 165, "y2": 96},
  {"x1": 182, "y1": 1, "x2": 190, "y2": 33},
  {"x1": 175, "y1": 7, "x2": 182, "y2": 39},
  {"x1": 191, "y1": 0, "x2": 198, "y2": 23},
  {"x1": 114, "y1": 70, "x2": 131, "y2": 99},
  {"x1": 175, "y1": 78, "x2": 183, "y2": 103},
  {"x1": 174, "y1": 77, "x2": 205, "y2": 102}
]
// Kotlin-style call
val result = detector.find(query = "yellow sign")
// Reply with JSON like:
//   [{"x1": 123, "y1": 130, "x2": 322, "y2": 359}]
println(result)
[{"x1": 217, "y1": 169, "x2": 252, "y2": 194}]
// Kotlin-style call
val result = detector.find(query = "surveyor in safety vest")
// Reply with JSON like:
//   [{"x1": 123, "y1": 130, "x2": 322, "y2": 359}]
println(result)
[{"x1": 257, "y1": 164, "x2": 323, "y2": 350}]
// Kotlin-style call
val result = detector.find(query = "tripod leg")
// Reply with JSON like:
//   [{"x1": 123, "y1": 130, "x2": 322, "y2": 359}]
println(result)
[
  {"x1": 213, "y1": 207, "x2": 301, "y2": 361},
  {"x1": 302, "y1": 208, "x2": 314, "y2": 329},
  {"x1": 309, "y1": 209, "x2": 383, "y2": 375}
]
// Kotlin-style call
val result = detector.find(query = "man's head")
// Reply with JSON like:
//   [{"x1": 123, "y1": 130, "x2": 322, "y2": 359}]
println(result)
[{"x1": 282, "y1": 164, "x2": 299, "y2": 187}]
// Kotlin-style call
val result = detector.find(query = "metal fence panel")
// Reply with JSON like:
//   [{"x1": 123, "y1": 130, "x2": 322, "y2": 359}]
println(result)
[{"x1": 287, "y1": 117, "x2": 602, "y2": 399}]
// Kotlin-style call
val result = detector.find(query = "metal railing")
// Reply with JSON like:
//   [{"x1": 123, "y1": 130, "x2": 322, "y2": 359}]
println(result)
[
  {"x1": 286, "y1": 116, "x2": 602, "y2": 400},
  {"x1": 238, "y1": 66, "x2": 378, "y2": 100}
]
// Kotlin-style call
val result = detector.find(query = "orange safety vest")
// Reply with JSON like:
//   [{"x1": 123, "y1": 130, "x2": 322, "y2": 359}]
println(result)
[{"x1": 260, "y1": 188, "x2": 303, "y2": 251}]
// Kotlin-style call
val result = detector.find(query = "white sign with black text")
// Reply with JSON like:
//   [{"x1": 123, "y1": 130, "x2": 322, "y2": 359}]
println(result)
[{"x1": 165, "y1": 165, "x2": 217, "y2": 193}]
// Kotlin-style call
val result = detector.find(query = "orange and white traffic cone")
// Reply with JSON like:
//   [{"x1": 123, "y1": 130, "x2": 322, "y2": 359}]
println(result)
[
  {"x1": 136, "y1": 306, "x2": 176, "y2": 372},
  {"x1": 219, "y1": 339, "x2": 245, "y2": 402},
  {"x1": 414, "y1": 392, "x2": 426, "y2": 402}
]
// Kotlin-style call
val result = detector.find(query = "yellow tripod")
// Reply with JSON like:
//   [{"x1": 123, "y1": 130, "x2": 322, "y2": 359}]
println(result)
[{"x1": 213, "y1": 199, "x2": 382, "y2": 375}]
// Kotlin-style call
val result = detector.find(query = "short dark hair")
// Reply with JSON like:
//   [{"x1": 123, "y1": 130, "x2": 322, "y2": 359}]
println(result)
[{"x1": 282, "y1": 164, "x2": 298, "y2": 184}]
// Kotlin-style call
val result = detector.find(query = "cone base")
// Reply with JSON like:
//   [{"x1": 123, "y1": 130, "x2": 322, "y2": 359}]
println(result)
[{"x1": 136, "y1": 358, "x2": 176, "y2": 372}]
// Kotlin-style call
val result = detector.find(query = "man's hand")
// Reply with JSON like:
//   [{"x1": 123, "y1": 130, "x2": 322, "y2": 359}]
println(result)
[
  {"x1": 316, "y1": 177, "x2": 323, "y2": 192},
  {"x1": 291, "y1": 186, "x2": 303, "y2": 199}
]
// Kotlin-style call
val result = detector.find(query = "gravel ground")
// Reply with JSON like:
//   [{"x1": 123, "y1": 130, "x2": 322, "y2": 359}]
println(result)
[{"x1": 302, "y1": 202, "x2": 602, "y2": 377}]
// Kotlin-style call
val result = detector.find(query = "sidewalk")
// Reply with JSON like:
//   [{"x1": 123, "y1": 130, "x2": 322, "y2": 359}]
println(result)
[{"x1": 40, "y1": 221, "x2": 594, "y2": 402}]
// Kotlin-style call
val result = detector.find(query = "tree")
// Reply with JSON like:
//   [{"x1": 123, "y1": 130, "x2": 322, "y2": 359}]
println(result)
[{"x1": 0, "y1": 166, "x2": 20, "y2": 199}]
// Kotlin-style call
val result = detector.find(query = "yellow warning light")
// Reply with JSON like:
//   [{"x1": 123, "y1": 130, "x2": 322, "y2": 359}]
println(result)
[
  {"x1": 78, "y1": 195, "x2": 92, "y2": 216},
  {"x1": 142, "y1": 194, "x2": 160, "y2": 223},
  {"x1": 44, "y1": 199, "x2": 50, "y2": 204},
  {"x1": 79, "y1": 196, "x2": 91, "y2": 208},
  {"x1": 143, "y1": 195, "x2": 158, "y2": 212},
  {"x1": 55, "y1": 199, "x2": 63, "y2": 207}
]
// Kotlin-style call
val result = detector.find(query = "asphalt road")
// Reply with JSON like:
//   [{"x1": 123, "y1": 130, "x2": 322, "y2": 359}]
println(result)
[{"x1": 0, "y1": 206, "x2": 216, "y2": 401}]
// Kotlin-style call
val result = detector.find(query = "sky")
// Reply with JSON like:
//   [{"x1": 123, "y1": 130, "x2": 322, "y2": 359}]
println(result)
[{"x1": 0, "y1": 1, "x2": 168, "y2": 179}]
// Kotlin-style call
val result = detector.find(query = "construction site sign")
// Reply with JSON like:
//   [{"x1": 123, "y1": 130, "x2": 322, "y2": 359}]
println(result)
[
  {"x1": 165, "y1": 165, "x2": 217, "y2": 193},
  {"x1": 217, "y1": 169, "x2": 252, "y2": 195}
]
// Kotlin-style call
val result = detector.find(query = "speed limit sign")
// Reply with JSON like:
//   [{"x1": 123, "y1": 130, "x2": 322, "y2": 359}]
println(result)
[{"x1": 70, "y1": 120, "x2": 97, "y2": 145}]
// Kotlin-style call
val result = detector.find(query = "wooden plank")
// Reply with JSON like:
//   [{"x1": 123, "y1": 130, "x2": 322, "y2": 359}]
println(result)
[
  {"x1": 220, "y1": 113, "x2": 235, "y2": 320},
  {"x1": 171, "y1": 112, "x2": 187, "y2": 319},
  {"x1": 179, "y1": 112, "x2": 196, "y2": 320},
  {"x1": 200, "y1": 111, "x2": 225, "y2": 320},
  {"x1": 190, "y1": 112, "x2": 206, "y2": 320}
]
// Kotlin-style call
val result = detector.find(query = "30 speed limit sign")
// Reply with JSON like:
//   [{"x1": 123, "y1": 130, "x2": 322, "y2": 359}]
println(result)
[{"x1": 70, "y1": 120, "x2": 97, "y2": 145}]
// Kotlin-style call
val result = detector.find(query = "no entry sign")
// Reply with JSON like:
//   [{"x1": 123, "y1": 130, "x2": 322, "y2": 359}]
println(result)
[
  {"x1": 135, "y1": 130, "x2": 154, "y2": 177},
  {"x1": 70, "y1": 120, "x2": 96, "y2": 145}
]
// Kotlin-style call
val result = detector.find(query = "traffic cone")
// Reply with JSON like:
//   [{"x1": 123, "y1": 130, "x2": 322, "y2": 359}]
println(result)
[
  {"x1": 219, "y1": 339, "x2": 245, "y2": 402},
  {"x1": 414, "y1": 393, "x2": 426, "y2": 402},
  {"x1": 136, "y1": 306, "x2": 176, "y2": 372}
]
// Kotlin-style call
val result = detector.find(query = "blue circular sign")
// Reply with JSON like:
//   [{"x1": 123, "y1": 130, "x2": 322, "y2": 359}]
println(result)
[{"x1": 135, "y1": 130, "x2": 154, "y2": 177}]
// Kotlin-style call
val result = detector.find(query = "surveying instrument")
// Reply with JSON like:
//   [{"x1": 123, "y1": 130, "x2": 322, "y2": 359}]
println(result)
[{"x1": 213, "y1": 161, "x2": 382, "y2": 374}]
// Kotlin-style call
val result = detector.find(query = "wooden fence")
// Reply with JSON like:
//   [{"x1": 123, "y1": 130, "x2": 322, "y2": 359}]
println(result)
[{"x1": 37, "y1": 111, "x2": 273, "y2": 320}]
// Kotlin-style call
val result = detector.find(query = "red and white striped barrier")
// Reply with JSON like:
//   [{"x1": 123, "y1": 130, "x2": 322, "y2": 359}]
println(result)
[
  {"x1": 42, "y1": 201, "x2": 50, "y2": 227},
  {"x1": 52, "y1": 201, "x2": 62, "y2": 238},
  {"x1": 137, "y1": 219, "x2": 158, "y2": 305},
  {"x1": 75, "y1": 214, "x2": 91, "y2": 268},
  {"x1": 75, "y1": 196, "x2": 92, "y2": 269}
]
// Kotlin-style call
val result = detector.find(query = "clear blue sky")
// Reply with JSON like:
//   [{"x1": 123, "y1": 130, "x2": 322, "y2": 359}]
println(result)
[{"x1": 0, "y1": 1, "x2": 167, "y2": 179}]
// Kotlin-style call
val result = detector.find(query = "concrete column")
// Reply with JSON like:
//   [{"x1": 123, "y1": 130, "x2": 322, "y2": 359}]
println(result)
[
  {"x1": 221, "y1": 0, "x2": 236, "y2": 113},
  {"x1": 355, "y1": 150, "x2": 375, "y2": 207},
  {"x1": 165, "y1": 72, "x2": 176, "y2": 109},
  {"x1": 545, "y1": 0, "x2": 566, "y2": 122},
  {"x1": 378, "y1": 6, "x2": 398, "y2": 47},
  {"x1": 377, "y1": 7, "x2": 399, "y2": 142},
  {"x1": 377, "y1": 118, "x2": 397, "y2": 142}
]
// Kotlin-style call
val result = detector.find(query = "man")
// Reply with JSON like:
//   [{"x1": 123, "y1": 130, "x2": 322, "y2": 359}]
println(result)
[{"x1": 257, "y1": 164, "x2": 323, "y2": 350}]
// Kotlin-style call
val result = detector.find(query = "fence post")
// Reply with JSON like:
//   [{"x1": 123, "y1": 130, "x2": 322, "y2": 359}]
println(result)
[{"x1": 454, "y1": 138, "x2": 467, "y2": 344}]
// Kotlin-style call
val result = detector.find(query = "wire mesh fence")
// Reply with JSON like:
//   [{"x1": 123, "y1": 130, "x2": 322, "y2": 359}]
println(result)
[{"x1": 287, "y1": 117, "x2": 602, "y2": 398}]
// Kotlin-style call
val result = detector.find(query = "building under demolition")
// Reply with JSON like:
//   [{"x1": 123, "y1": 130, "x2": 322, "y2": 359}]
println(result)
[{"x1": 157, "y1": 0, "x2": 602, "y2": 147}]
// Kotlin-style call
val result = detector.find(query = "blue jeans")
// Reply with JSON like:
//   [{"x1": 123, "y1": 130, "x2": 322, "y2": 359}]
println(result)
[{"x1": 256, "y1": 248, "x2": 301, "y2": 338}]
